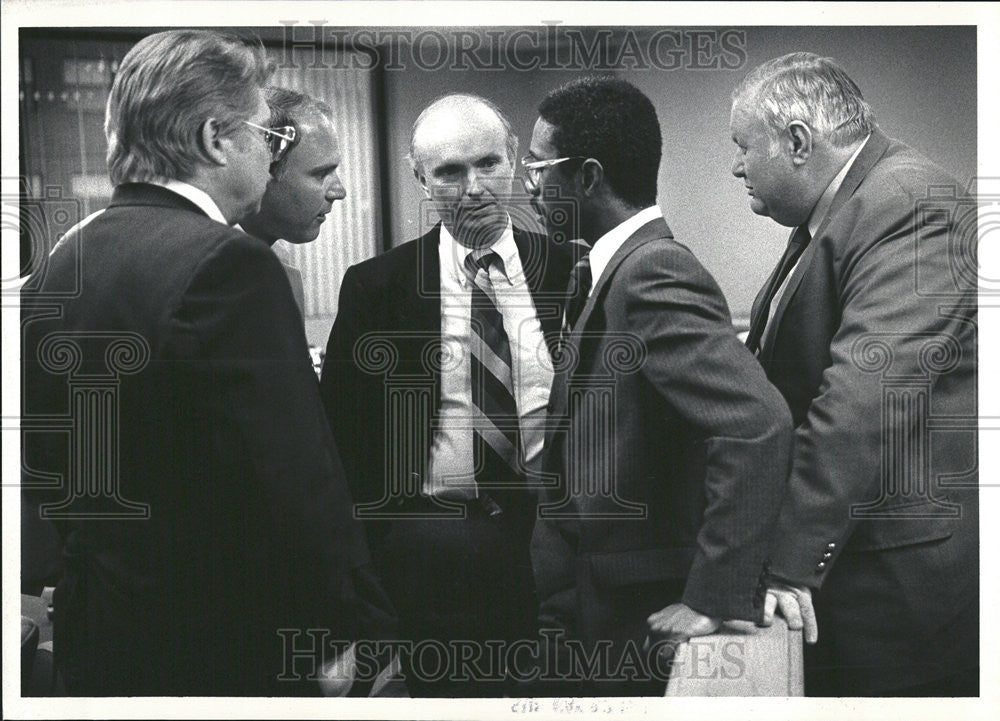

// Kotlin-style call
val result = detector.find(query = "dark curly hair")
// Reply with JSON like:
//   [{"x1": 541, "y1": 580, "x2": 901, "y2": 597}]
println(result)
[{"x1": 538, "y1": 76, "x2": 661, "y2": 208}]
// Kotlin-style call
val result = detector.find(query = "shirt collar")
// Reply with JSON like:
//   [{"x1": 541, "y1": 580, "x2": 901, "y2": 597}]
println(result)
[
  {"x1": 439, "y1": 218, "x2": 520, "y2": 288},
  {"x1": 235, "y1": 222, "x2": 290, "y2": 259},
  {"x1": 269, "y1": 239, "x2": 293, "y2": 264},
  {"x1": 151, "y1": 179, "x2": 230, "y2": 226},
  {"x1": 589, "y1": 205, "x2": 663, "y2": 290},
  {"x1": 807, "y1": 134, "x2": 871, "y2": 237}
]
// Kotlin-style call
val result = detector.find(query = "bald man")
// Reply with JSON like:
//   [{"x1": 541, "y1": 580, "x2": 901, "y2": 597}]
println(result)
[{"x1": 320, "y1": 94, "x2": 574, "y2": 696}]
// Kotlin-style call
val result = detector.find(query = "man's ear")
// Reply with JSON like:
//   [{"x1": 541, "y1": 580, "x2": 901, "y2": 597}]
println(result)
[
  {"x1": 579, "y1": 158, "x2": 604, "y2": 197},
  {"x1": 199, "y1": 118, "x2": 227, "y2": 167},
  {"x1": 413, "y1": 167, "x2": 431, "y2": 198},
  {"x1": 786, "y1": 121, "x2": 812, "y2": 166}
]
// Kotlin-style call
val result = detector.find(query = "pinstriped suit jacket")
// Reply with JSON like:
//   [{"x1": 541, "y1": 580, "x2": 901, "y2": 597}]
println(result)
[{"x1": 530, "y1": 216, "x2": 792, "y2": 694}]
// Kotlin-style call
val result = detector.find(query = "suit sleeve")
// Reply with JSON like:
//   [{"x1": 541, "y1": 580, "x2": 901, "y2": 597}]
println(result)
[
  {"x1": 621, "y1": 242, "x2": 793, "y2": 621},
  {"x1": 768, "y1": 184, "x2": 977, "y2": 587},
  {"x1": 167, "y1": 233, "x2": 383, "y2": 642}
]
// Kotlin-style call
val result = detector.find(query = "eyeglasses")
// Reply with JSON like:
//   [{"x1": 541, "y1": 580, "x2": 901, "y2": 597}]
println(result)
[
  {"x1": 521, "y1": 155, "x2": 589, "y2": 189},
  {"x1": 241, "y1": 120, "x2": 297, "y2": 163}
]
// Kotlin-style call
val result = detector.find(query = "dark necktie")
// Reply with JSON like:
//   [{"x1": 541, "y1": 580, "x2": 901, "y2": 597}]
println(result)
[
  {"x1": 561, "y1": 253, "x2": 593, "y2": 342},
  {"x1": 745, "y1": 225, "x2": 811, "y2": 354},
  {"x1": 465, "y1": 251, "x2": 521, "y2": 490}
]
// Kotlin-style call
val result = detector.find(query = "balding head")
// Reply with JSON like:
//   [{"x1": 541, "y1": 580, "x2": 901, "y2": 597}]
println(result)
[
  {"x1": 407, "y1": 94, "x2": 518, "y2": 248},
  {"x1": 408, "y1": 94, "x2": 518, "y2": 176}
]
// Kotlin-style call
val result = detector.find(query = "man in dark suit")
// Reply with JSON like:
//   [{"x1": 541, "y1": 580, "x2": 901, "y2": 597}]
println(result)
[
  {"x1": 21, "y1": 30, "x2": 392, "y2": 695},
  {"x1": 525, "y1": 76, "x2": 793, "y2": 696},
  {"x1": 730, "y1": 52, "x2": 978, "y2": 696},
  {"x1": 320, "y1": 94, "x2": 574, "y2": 696}
]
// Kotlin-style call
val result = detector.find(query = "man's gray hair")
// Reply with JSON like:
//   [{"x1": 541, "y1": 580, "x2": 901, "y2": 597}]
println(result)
[
  {"x1": 732, "y1": 52, "x2": 876, "y2": 147},
  {"x1": 407, "y1": 93, "x2": 518, "y2": 174},
  {"x1": 105, "y1": 30, "x2": 272, "y2": 185},
  {"x1": 265, "y1": 87, "x2": 335, "y2": 178}
]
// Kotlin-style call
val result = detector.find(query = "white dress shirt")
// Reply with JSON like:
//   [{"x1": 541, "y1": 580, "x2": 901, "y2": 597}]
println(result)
[
  {"x1": 587, "y1": 205, "x2": 664, "y2": 296},
  {"x1": 153, "y1": 179, "x2": 229, "y2": 226},
  {"x1": 427, "y1": 221, "x2": 554, "y2": 498}
]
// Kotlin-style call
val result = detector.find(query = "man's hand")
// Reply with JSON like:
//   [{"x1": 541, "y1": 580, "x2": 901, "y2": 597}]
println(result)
[
  {"x1": 763, "y1": 584, "x2": 818, "y2": 644},
  {"x1": 644, "y1": 602, "x2": 721, "y2": 649}
]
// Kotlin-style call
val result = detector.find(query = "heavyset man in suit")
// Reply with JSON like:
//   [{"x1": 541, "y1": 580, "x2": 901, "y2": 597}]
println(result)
[
  {"x1": 730, "y1": 52, "x2": 979, "y2": 696},
  {"x1": 21, "y1": 30, "x2": 392, "y2": 695},
  {"x1": 524, "y1": 76, "x2": 794, "y2": 696},
  {"x1": 320, "y1": 94, "x2": 574, "y2": 696}
]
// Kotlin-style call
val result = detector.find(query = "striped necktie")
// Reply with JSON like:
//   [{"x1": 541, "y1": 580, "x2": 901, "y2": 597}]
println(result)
[{"x1": 465, "y1": 251, "x2": 521, "y2": 488}]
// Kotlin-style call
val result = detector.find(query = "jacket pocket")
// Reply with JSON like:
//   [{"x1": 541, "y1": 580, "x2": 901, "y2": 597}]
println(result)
[{"x1": 847, "y1": 503, "x2": 957, "y2": 552}]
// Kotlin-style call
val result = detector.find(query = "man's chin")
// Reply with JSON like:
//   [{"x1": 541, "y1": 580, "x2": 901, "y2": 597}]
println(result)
[
  {"x1": 285, "y1": 231, "x2": 321, "y2": 245},
  {"x1": 453, "y1": 216, "x2": 506, "y2": 248}
]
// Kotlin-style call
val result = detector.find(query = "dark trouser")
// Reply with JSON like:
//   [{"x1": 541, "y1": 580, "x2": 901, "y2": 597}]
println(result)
[
  {"x1": 804, "y1": 534, "x2": 979, "y2": 697},
  {"x1": 806, "y1": 638, "x2": 979, "y2": 697},
  {"x1": 373, "y1": 495, "x2": 537, "y2": 697}
]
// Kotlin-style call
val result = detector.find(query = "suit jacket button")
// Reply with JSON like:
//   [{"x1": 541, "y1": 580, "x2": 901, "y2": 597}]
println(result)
[
  {"x1": 822, "y1": 551, "x2": 833, "y2": 560},
  {"x1": 815, "y1": 562, "x2": 827, "y2": 572},
  {"x1": 826, "y1": 542, "x2": 836, "y2": 550}
]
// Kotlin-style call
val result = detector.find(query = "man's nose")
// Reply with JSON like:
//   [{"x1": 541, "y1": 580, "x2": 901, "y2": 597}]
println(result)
[
  {"x1": 464, "y1": 169, "x2": 485, "y2": 197},
  {"x1": 731, "y1": 155, "x2": 745, "y2": 178},
  {"x1": 326, "y1": 173, "x2": 346, "y2": 201}
]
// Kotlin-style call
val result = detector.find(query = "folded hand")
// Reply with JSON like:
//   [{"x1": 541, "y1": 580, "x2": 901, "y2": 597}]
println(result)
[{"x1": 763, "y1": 584, "x2": 818, "y2": 644}]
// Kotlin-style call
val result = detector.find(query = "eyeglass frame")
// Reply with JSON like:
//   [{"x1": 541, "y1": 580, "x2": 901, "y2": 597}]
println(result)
[
  {"x1": 241, "y1": 120, "x2": 297, "y2": 163},
  {"x1": 520, "y1": 155, "x2": 590, "y2": 189}
]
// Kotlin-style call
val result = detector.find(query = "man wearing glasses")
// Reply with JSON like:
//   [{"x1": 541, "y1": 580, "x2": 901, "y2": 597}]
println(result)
[
  {"x1": 240, "y1": 87, "x2": 345, "y2": 319},
  {"x1": 22, "y1": 30, "x2": 377, "y2": 695},
  {"x1": 524, "y1": 77, "x2": 794, "y2": 695},
  {"x1": 320, "y1": 93, "x2": 574, "y2": 696}
]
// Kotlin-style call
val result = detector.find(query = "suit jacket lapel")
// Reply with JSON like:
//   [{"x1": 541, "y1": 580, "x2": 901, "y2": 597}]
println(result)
[
  {"x1": 391, "y1": 225, "x2": 442, "y2": 449},
  {"x1": 815, "y1": 129, "x2": 891, "y2": 241},
  {"x1": 759, "y1": 131, "x2": 891, "y2": 364},
  {"x1": 749, "y1": 235, "x2": 792, "y2": 331},
  {"x1": 513, "y1": 226, "x2": 571, "y2": 356},
  {"x1": 390, "y1": 224, "x2": 441, "y2": 338},
  {"x1": 414, "y1": 225, "x2": 442, "y2": 337},
  {"x1": 573, "y1": 217, "x2": 671, "y2": 343},
  {"x1": 546, "y1": 217, "x2": 671, "y2": 432}
]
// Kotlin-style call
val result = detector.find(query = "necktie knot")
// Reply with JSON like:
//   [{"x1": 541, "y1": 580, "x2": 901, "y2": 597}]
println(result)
[{"x1": 465, "y1": 250, "x2": 501, "y2": 280}]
